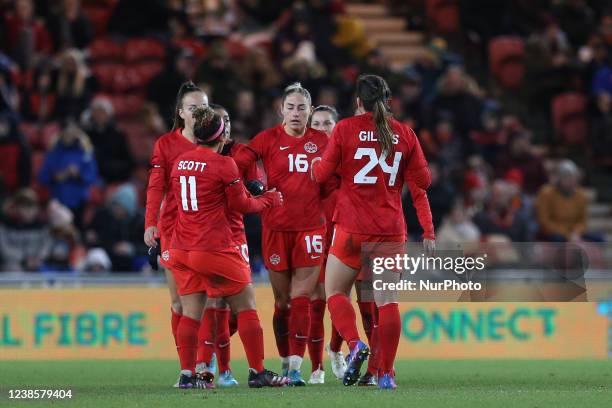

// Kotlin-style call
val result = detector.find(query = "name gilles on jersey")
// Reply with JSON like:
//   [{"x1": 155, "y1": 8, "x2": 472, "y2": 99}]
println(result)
[
  {"x1": 177, "y1": 160, "x2": 207, "y2": 172},
  {"x1": 358, "y1": 130, "x2": 399, "y2": 145}
]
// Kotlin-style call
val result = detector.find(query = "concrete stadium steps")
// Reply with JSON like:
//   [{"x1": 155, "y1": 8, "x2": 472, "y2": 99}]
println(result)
[
  {"x1": 359, "y1": 17, "x2": 407, "y2": 33},
  {"x1": 345, "y1": 3, "x2": 388, "y2": 18},
  {"x1": 370, "y1": 31, "x2": 424, "y2": 46},
  {"x1": 346, "y1": 3, "x2": 425, "y2": 69}
]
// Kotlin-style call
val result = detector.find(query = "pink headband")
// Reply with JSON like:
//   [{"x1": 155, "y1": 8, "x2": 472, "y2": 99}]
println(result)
[{"x1": 204, "y1": 118, "x2": 225, "y2": 142}]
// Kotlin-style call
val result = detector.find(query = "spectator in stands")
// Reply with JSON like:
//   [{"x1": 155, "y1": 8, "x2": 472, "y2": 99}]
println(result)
[
  {"x1": 495, "y1": 130, "x2": 548, "y2": 195},
  {"x1": 0, "y1": 54, "x2": 19, "y2": 112},
  {"x1": 536, "y1": 160, "x2": 604, "y2": 242},
  {"x1": 525, "y1": 15, "x2": 573, "y2": 113},
  {"x1": 437, "y1": 199, "x2": 481, "y2": 244},
  {"x1": 46, "y1": 0, "x2": 94, "y2": 51},
  {"x1": 474, "y1": 179, "x2": 531, "y2": 242},
  {"x1": 398, "y1": 69, "x2": 426, "y2": 133},
  {"x1": 470, "y1": 100, "x2": 507, "y2": 164},
  {"x1": 230, "y1": 89, "x2": 260, "y2": 140},
  {"x1": 21, "y1": 60, "x2": 57, "y2": 122},
  {"x1": 428, "y1": 65, "x2": 483, "y2": 141},
  {"x1": 0, "y1": 111, "x2": 31, "y2": 193},
  {"x1": 55, "y1": 49, "x2": 97, "y2": 119},
  {"x1": 81, "y1": 97, "x2": 134, "y2": 183},
  {"x1": 41, "y1": 199, "x2": 80, "y2": 272},
  {"x1": 0, "y1": 188, "x2": 50, "y2": 271},
  {"x1": 590, "y1": 91, "x2": 612, "y2": 163},
  {"x1": 237, "y1": 48, "x2": 282, "y2": 99},
  {"x1": 2, "y1": 0, "x2": 53, "y2": 69},
  {"x1": 80, "y1": 247, "x2": 112, "y2": 273},
  {"x1": 194, "y1": 42, "x2": 242, "y2": 115},
  {"x1": 37, "y1": 117, "x2": 98, "y2": 228},
  {"x1": 148, "y1": 47, "x2": 195, "y2": 127},
  {"x1": 404, "y1": 162, "x2": 456, "y2": 239},
  {"x1": 554, "y1": 0, "x2": 595, "y2": 49},
  {"x1": 421, "y1": 113, "x2": 464, "y2": 179},
  {"x1": 84, "y1": 183, "x2": 146, "y2": 272},
  {"x1": 107, "y1": 0, "x2": 168, "y2": 37}
]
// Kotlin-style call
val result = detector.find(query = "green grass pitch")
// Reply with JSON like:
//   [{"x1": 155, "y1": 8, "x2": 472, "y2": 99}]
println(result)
[{"x1": 1, "y1": 359, "x2": 611, "y2": 407}]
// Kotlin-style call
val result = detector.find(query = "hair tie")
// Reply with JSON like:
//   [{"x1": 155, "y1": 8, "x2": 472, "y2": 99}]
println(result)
[{"x1": 204, "y1": 118, "x2": 225, "y2": 142}]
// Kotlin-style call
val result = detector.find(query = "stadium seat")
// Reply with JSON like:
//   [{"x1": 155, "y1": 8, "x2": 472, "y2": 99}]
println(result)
[
  {"x1": 109, "y1": 94, "x2": 146, "y2": 118},
  {"x1": 124, "y1": 38, "x2": 166, "y2": 63},
  {"x1": 426, "y1": 0, "x2": 460, "y2": 34},
  {"x1": 82, "y1": 6, "x2": 113, "y2": 36},
  {"x1": 134, "y1": 61, "x2": 164, "y2": 86},
  {"x1": 91, "y1": 63, "x2": 121, "y2": 91},
  {"x1": 20, "y1": 122, "x2": 41, "y2": 150},
  {"x1": 489, "y1": 36, "x2": 525, "y2": 89},
  {"x1": 88, "y1": 38, "x2": 124, "y2": 63},
  {"x1": 551, "y1": 93, "x2": 588, "y2": 146}
]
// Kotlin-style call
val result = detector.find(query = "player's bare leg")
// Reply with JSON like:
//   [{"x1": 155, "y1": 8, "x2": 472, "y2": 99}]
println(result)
[
  {"x1": 307, "y1": 283, "x2": 326, "y2": 384},
  {"x1": 224, "y1": 284, "x2": 290, "y2": 388},
  {"x1": 268, "y1": 269, "x2": 291, "y2": 374},
  {"x1": 282, "y1": 265, "x2": 319, "y2": 385},
  {"x1": 325, "y1": 255, "x2": 370, "y2": 386}
]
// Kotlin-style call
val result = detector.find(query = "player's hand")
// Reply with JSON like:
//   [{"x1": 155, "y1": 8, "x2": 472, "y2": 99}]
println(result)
[
  {"x1": 265, "y1": 188, "x2": 284, "y2": 207},
  {"x1": 423, "y1": 238, "x2": 435, "y2": 256},
  {"x1": 144, "y1": 226, "x2": 159, "y2": 247}
]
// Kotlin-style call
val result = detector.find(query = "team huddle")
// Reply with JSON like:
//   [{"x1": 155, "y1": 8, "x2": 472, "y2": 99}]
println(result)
[{"x1": 143, "y1": 75, "x2": 435, "y2": 390}]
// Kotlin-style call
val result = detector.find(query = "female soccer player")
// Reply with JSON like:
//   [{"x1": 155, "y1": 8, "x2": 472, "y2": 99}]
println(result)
[
  {"x1": 169, "y1": 106, "x2": 289, "y2": 388},
  {"x1": 310, "y1": 105, "x2": 378, "y2": 386},
  {"x1": 194, "y1": 103, "x2": 262, "y2": 387},
  {"x1": 312, "y1": 75, "x2": 435, "y2": 390},
  {"x1": 143, "y1": 81, "x2": 209, "y2": 385},
  {"x1": 307, "y1": 105, "x2": 343, "y2": 384},
  {"x1": 233, "y1": 83, "x2": 330, "y2": 386}
]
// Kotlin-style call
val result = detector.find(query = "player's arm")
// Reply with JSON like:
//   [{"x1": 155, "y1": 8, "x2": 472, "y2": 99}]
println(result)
[
  {"x1": 232, "y1": 133, "x2": 263, "y2": 175},
  {"x1": 144, "y1": 140, "x2": 166, "y2": 246},
  {"x1": 403, "y1": 129, "x2": 431, "y2": 190},
  {"x1": 225, "y1": 159, "x2": 282, "y2": 213},
  {"x1": 312, "y1": 124, "x2": 342, "y2": 183},
  {"x1": 406, "y1": 181, "x2": 435, "y2": 240}
]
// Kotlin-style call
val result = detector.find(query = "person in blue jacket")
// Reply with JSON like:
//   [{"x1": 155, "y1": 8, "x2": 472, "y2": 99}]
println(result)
[{"x1": 38, "y1": 117, "x2": 98, "y2": 228}]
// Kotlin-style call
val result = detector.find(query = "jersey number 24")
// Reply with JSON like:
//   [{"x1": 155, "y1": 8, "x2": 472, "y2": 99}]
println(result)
[{"x1": 353, "y1": 148, "x2": 402, "y2": 187}]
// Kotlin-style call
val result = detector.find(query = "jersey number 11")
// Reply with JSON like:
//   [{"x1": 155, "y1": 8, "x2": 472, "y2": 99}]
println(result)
[{"x1": 180, "y1": 175, "x2": 199, "y2": 211}]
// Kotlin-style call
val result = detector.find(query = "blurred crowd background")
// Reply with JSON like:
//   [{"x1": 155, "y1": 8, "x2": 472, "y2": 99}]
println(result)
[{"x1": 0, "y1": 0, "x2": 611, "y2": 274}]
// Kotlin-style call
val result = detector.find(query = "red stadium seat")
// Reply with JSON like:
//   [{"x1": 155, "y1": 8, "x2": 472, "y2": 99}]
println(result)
[
  {"x1": 426, "y1": 0, "x2": 459, "y2": 34},
  {"x1": 551, "y1": 93, "x2": 588, "y2": 146},
  {"x1": 91, "y1": 63, "x2": 121, "y2": 91},
  {"x1": 489, "y1": 36, "x2": 525, "y2": 89},
  {"x1": 88, "y1": 38, "x2": 124, "y2": 62},
  {"x1": 109, "y1": 94, "x2": 145, "y2": 118},
  {"x1": 20, "y1": 122, "x2": 42, "y2": 149},
  {"x1": 134, "y1": 61, "x2": 164, "y2": 86},
  {"x1": 124, "y1": 38, "x2": 166, "y2": 63},
  {"x1": 82, "y1": 6, "x2": 113, "y2": 36}
]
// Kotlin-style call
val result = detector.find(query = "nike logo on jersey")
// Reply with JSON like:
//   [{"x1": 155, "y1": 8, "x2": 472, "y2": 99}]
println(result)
[
  {"x1": 280, "y1": 146, "x2": 290, "y2": 150},
  {"x1": 311, "y1": 255, "x2": 321, "y2": 259}
]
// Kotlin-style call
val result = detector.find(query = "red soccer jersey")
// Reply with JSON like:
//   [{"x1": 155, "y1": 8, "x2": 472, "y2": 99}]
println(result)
[
  {"x1": 145, "y1": 128, "x2": 196, "y2": 237},
  {"x1": 233, "y1": 125, "x2": 329, "y2": 232},
  {"x1": 313, "y1": 112, "x2": 434, "y2": 238},
  {"x1": 170, "y1": 147, "x2": 272, "y2": 251},
  {"x1": 225, "y1": 142, "x2": 262, "y2": 244}
]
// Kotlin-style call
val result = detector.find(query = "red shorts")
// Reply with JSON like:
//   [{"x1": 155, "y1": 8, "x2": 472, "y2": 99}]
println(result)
[
  {"x1": 168, "y1": 247, "x2": 251, "y2": 298},
  {"x1": 329, "y1": 226, "x2": 405, "y2": 273},
  {"x1": 263, "y1": 227, "x2": 326, "y2": 272}
]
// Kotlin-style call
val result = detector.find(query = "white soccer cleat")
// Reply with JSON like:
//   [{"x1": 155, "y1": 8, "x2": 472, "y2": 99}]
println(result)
[
  {"x1": 326, "y1": 343, "x2": 347, "y2": 379},
  {"x1": 308, "y1": 369, "x2": 325, "y2": 384}
]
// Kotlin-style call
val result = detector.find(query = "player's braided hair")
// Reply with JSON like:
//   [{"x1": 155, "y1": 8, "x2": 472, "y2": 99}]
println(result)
[
  {"x1": 192, "y1": 106, "x2": 225, "y2": 146},
  {"x1": 171, "y1": 81, "x2": 204, "y2": 131},
  {"x1": 356, "y1": 74, "x2": 394, "y2": 155}
]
